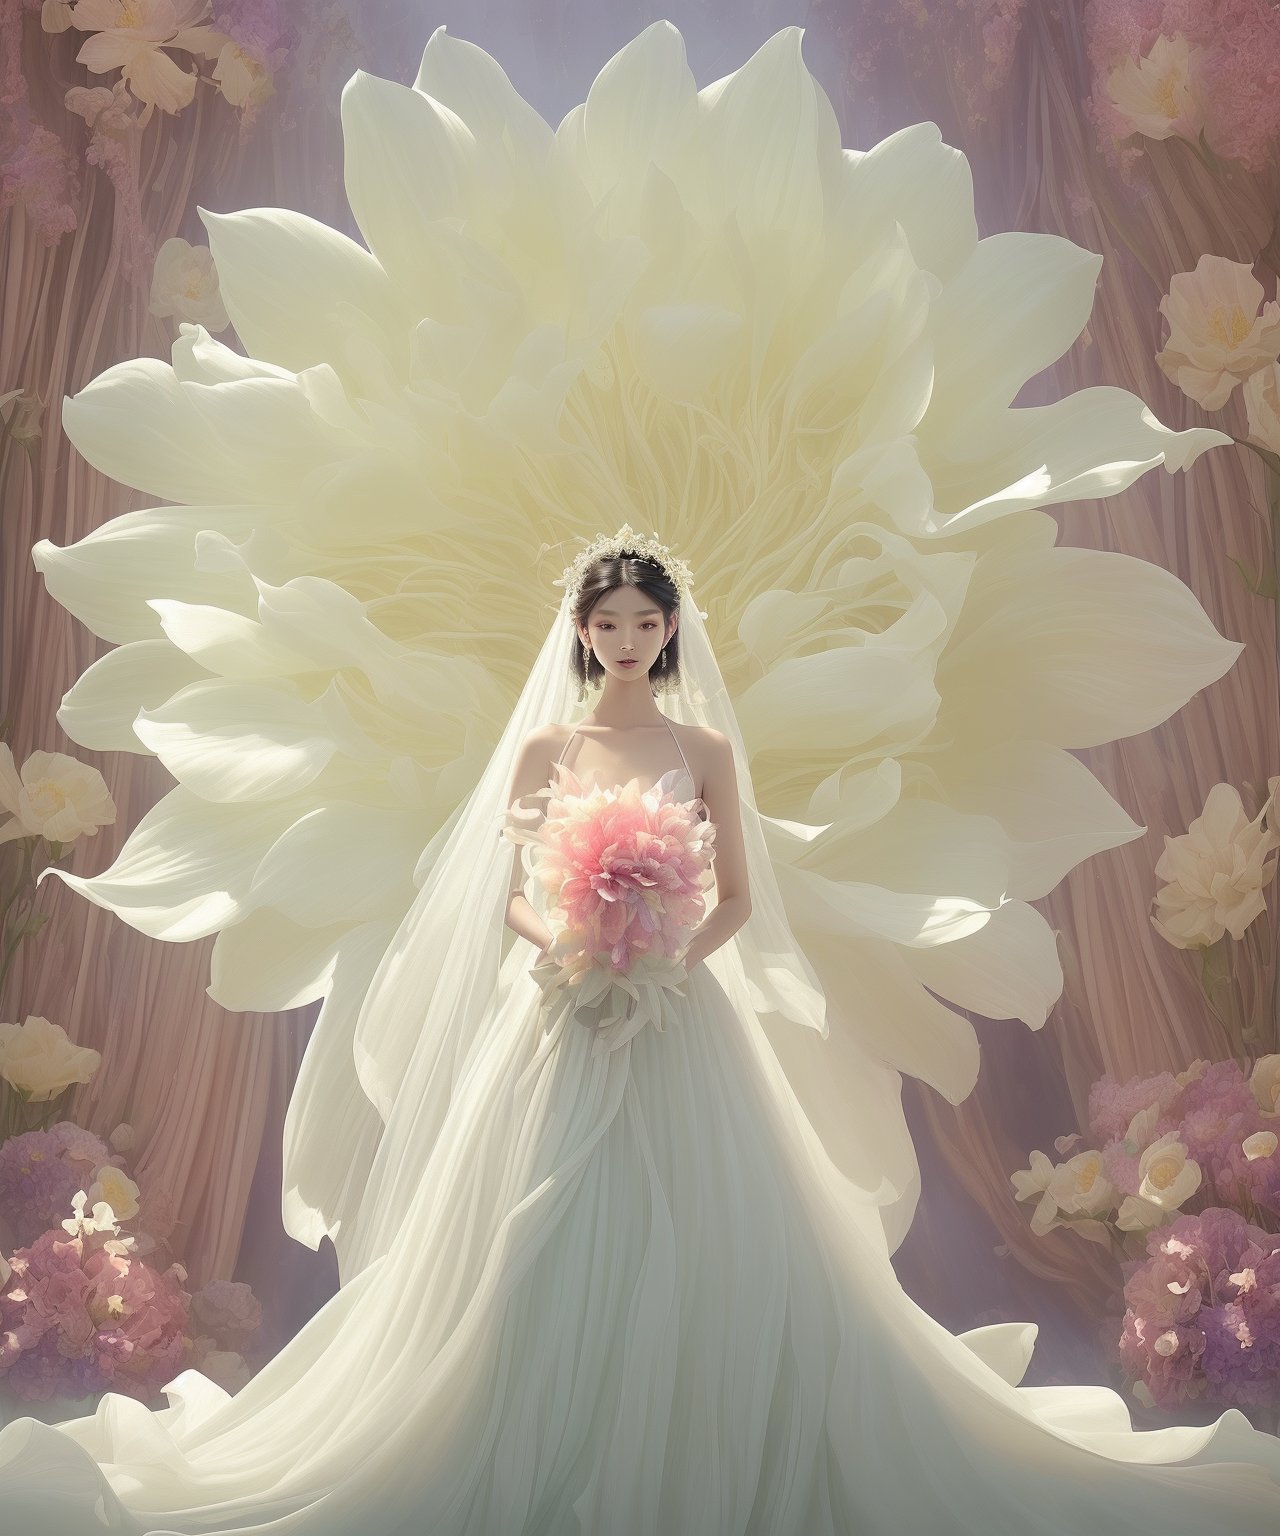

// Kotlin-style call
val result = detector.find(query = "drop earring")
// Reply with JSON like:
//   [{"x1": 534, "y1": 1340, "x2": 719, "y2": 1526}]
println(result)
[{"x1": 578, "y1": 636, "x2": 591, "y2": 704}]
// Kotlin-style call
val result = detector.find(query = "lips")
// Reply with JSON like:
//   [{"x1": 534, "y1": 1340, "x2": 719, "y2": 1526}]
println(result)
[{"x1": 619, "y1": 660, "x2": 639, "y2": 667}]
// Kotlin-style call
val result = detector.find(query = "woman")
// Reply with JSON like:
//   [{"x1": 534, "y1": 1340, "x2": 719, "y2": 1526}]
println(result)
[{"x1": 2, "y1": 525, "x2": 1278, "y2": 1535}]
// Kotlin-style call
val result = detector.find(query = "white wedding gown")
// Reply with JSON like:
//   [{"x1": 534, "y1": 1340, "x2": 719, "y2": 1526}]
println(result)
[{"x1": 3, "y1": 731, "x2": 1279, "y2": 1534}]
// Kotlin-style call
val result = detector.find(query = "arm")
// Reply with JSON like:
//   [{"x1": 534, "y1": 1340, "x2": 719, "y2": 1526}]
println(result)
[
  {"x1": 682, "y1": 729, "x2": 752, "y2": 971},
  {"x1": 503, "y1": 726, "x2": 559, "y2": 955}
]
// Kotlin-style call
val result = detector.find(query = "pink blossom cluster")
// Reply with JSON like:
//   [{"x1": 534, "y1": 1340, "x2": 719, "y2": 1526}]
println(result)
[
  {"x1": 510, "y1": 769, "x2": 716, "y2": 977},
  {"x1": 211, "y1": 0, "x2": 297, "y2": 73},
  {"x1": 1084, "y1": 0, "x2": 1280, "y2": 172},
  {"x1": 1, "y1": 1118, "x2": 267, "y2": 1406},
  {"x1": 1119, "y1": 1208, "x2": 1280, "y2": 1409},
  {"x1": 0, "y1": 1226, "x2": 192, "y2": 1403},
  {"x1": 1090, "y1": 1060, "x2": 1280, "y2": 1222}
]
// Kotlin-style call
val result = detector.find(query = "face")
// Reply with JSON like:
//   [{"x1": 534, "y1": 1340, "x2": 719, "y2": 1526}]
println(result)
[{"x1": 579, "y1": 586, "x2": 675, "y2": 683}]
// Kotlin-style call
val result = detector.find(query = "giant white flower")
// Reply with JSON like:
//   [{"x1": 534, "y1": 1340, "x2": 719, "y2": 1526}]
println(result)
[{"x1": 34, "y1": 23, "x2": 1237, "y2": 1266}]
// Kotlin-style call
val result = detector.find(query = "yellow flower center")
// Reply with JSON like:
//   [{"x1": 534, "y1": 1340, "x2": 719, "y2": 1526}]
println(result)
[
  {"x1": 1154, "y1": 73, "x2": 1180, "y2": 118},
  {"x1": 28, "y1": 779, "x2": 67, "y2": 818},
  {"x1": 1075, "y1": 1155, "x2": 1101, "y2": 1193},
  {"x1": 1208, "y1": 304, "x2": 1251, "y2": 349}
]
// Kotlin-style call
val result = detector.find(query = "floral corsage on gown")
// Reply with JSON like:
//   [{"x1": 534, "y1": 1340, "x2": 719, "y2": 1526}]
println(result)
[{"x1": 502, "y1": 763, "x2": 717, "y2": 1055}]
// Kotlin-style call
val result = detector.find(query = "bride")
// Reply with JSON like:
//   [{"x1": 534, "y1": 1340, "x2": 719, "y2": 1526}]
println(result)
[{"x1": 2, "y1": 525, "x2": 1279, "y2": 1535}]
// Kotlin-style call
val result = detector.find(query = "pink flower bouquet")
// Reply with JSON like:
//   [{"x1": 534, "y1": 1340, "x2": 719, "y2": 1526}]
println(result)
[{"x1": 504, "y1": 766, "x2": 717, "y2": 1054}]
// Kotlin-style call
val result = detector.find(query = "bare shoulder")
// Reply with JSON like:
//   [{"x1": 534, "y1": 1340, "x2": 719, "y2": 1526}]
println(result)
[
  {"x1": 669, "y1": 721, "x2": 730, "y2": 773},
  {"x1": 671, "y1": 721, "x2": 729, "y2": 751},
  {"x1": 524, "y1": 722, "x2": 571, "y2": 752}
]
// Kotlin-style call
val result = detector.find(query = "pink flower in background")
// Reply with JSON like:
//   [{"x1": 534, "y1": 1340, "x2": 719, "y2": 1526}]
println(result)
[
  {"x1": 1087, "y1": 1067, "x2": 1182, "y2": 1145},
  {"x1": 1085, "y1": 1, "x2": 1280, "y2": 173},
  {"x1": 1119, "y1": 1209, "x2": 1280, "y2": 1410},
  {"x1": 0, "y1": 117, "x2": 78, "y2": 247},
  {"x1": 0, "y1": 1221, "x2": 192, "y2": 1403},
  {"x1": 1155, "y1": 256, "x2": 1280, "y2": 412}
]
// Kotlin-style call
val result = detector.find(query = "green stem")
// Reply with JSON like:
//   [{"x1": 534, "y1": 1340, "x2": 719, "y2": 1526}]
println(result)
[
  {"x1": 0, "y1": 838, "x2": 36, "y2": 1000},
  {"x1": 1193, "y1": 938, "x2": 1250, "y2": 1064}
]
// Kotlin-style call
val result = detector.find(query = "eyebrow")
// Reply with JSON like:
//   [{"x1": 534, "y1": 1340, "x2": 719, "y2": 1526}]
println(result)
[{"x1": 593, "y1": 606, "x2": 663, "y2": 616}]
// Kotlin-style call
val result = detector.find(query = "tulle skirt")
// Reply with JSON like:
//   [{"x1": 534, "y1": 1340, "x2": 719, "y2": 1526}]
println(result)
[{"x1": 2, "y1": 957, "x2": 1279, "y2": 1535}]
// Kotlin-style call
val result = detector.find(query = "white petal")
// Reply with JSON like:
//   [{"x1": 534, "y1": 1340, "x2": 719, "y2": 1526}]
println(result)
[
  {"x1": 57, "y1": 639, "x2": 209, "y2": 752},
  {"x1": 279, "y1": 919, "x2": 395, "y2": 1253},
  {"x1": 208, "y1": 907, "x2": 352, "y2": 1011},
  {"x1": 340, "y1": 69, "x2": 476, "y2": 295},
  {"x1": 578, "y1": 20, "x2": 698, "y2": 197},
  {"x1": 905, "y1": 898, "x2": 1064, "y2": 1028},
  {"x1": 697, "y1": 27, "x2": 842, "y2": 238},
  {"x1": 835, "y1": 121, "x2": 978, "y2": 283},
  {"x1": 131, "y1": 678, "x2": 346, "y2": 802},
  {"x1": 924, "y1": 386, "x2": 1231, "y2": 533},
  {"x1": 35, "y1": 788, "x2": 311, "y2": 941},
  {"x1": 925, "y1": 737, "x2": 1146, "y2": 899},
  {"x1": 944, "y1": 545, "x2": 1242, "y2": 748},
  {"x1": 60, "y1": 358, "x2": 347, "y2": 506},
  {"x1": 199, "y1": 206, "x2": 408, "y2": 387},
  {"x1": 32, "y1": 505, "x2": 265, "y2": 644},
  {"x1": 926, "y1": 231, "x2": 1101, "y2": 435},
  {"x1": 246, "y1": 803, "x2": 423, "y2": 926}
]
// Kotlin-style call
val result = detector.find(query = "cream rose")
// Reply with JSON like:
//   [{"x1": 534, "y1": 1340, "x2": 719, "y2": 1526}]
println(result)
[
  {"x1": 212, "y1": 41, "x2": 274, "y2": 111},
  {"x1": 1249, "y1": 1054, "x2": 1280, "y2": 1115},
  {"x1": 149, "y1": 236, "x2": 230, "y2": 332},
  {"x1": 1150, "y1": 781, "x2": 1280, "y2": 947},
  {"x1": 0, "y1": 1015, "x2": 102, "y2": 1100},
  {"x1": 1046, "y1": 1148, "x2": 1116, "y2": 1219},
  {"x1": 1156, "y1": 254, "x2": 1280, "y2": 410},
  {"x1": 86, "y1": 1164, "x2": 140, "y2": 1221},
  {"x1": 0, "y1": 745, "x2": 116, "y2": 846},
  {"x1": 1104, "y1": 34, "x2": 1204, "y2": 144},
  {"x1": 1137, "y1": 1130, "x2": 1201, "y2": 1210}
]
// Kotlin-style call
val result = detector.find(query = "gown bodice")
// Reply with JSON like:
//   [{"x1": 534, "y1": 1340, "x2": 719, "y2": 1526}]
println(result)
[{"x1": 549, "y1": 715, "x2": 712, "y2": 824}]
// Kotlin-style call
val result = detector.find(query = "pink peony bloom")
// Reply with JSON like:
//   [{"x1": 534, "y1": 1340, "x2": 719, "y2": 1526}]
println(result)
[{"x1": 506, "y1": 763, "x2": 716, "y2": 979}]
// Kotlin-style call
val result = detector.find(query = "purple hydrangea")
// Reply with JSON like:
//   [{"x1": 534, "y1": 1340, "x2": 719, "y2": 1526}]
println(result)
[
  {"x1": 0, "y1": 1127, "x2": 109, "y2": 1248},
  {"x1": 1118, "y1": 1207, "x2": 1280, "y2": 1411}
]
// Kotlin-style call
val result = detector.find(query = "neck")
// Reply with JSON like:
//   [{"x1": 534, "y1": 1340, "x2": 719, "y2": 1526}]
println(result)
[{"x1": 585, "y1": 677, "x2": 668, "y2": 728}]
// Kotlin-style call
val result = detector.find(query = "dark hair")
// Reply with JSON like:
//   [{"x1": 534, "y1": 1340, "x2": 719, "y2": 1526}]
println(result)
[{"x1": 571, "y1": 551, "x2": 681, "y2": 698}]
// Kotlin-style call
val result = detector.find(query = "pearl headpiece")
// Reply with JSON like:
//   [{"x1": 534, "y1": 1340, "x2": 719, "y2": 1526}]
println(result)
[{"x1": 552, "y1": 522, "x2": 704, "y2": 617}]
